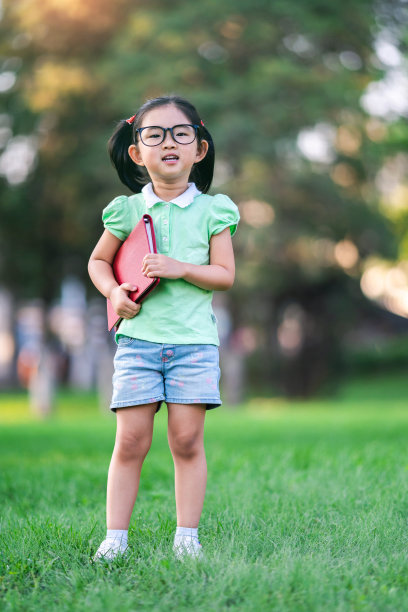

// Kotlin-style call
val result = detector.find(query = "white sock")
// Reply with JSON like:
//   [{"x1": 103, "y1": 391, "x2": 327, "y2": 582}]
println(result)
[
  {"x1": 174, "y1": 527, "x2": 201, "y2": 549},
  {"x1": 106, "y1": 529, "x2": 128, "y2": 547},
  {"x1": 175, "y1": 526, "x2": 198, "y2": 538},
  {"x1": 173, "y1": 527, "x2": 202, "y2": 557}
]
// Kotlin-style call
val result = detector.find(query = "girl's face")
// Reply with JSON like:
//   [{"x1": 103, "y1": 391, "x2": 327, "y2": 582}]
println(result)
[{"x1": 128, "y1": 105, "x2": 208, "y2": 186}]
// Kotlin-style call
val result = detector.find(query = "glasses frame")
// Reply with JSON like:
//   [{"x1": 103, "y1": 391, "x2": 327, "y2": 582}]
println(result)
[{"x1": 135, "y1": 124, "x2": 200, "y2": 147}]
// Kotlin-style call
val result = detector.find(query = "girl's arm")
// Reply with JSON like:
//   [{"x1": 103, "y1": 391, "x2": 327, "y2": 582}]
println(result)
[
  {"x1": 183, "y1": 227, "x2": 235, "y2": 290},
  {"x1": 88, "y1": 230, "x2": 141, "y2": 319},
  {"x1": 142, "y1": 227, "x2": 235, "y2": 291}
]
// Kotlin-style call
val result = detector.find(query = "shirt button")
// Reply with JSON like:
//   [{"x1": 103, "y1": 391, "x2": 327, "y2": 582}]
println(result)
[
  {"x1": 163, "y1": 219, "x2": 168, "y2": 225},
  {"x1": 165, "y1": 204, "x2": 169, "y2": 208},
  {"x1": 163, "y1": 236, "x2": 168, "y2": 242}
]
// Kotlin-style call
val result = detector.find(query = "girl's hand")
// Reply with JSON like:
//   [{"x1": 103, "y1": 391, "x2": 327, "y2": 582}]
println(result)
[
  {"x1": 109, "y1": 283, "x2": 141, "y2": 319},
  {"x1": 142, "y1": 254, "x2": 186, "y2": 280}
]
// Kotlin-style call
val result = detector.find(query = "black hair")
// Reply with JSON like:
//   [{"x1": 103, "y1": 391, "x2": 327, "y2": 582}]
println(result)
[{"x1": 107, "y1": 95, "x2": 215, "y2": 194}]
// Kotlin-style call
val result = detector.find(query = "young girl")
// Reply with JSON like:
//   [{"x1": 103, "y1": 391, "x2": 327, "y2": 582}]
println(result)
[{"x1": 88, "y1": 95, "x2": 240, "y2": 561}]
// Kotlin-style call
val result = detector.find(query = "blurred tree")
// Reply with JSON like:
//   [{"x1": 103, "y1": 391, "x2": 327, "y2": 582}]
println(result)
[{"x1": 0, "y1": 0, "x2": 407, "y2": 395}]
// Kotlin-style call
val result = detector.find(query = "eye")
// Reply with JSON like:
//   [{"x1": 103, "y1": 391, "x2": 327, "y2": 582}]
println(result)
[{"x1": 143, "y1": 127, "x2": 163, "y2": 140}]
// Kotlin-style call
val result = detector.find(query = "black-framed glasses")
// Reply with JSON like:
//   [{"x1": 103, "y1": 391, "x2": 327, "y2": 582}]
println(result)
[{"x1": 136, "y1": 124, "x2": 199, "y2": 146}]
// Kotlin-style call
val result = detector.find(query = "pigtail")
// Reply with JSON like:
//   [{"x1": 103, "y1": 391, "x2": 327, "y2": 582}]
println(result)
[
  {"x1": 189, "y1": 125, "x2": 214, "y2": 194},
  {"x1": 107, "y1": 120, "x2": 148, "y2": 193}
]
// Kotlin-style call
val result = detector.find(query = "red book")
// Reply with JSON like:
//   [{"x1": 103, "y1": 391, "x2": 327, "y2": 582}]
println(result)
[{"x1": 107, "y1": 214, "x2": 160, "y2": 332}]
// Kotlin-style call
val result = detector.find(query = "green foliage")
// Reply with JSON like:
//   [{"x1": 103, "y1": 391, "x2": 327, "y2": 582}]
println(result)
[
  {"x1": 1, "y1": 0, "x2": 407, "y2": 393},
  {"x1": 0, "y1": 0, "x2": 397, "y2": 294},
  {"x1": 343, "y1": 336, "x2": 408, "y2": 374}
]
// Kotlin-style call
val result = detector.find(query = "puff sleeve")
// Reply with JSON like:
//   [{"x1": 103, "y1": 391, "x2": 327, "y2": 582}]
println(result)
[
  {"x1": 208, "y1": 194, "x2": 240, "y2": 238},
  {"x1": 102, "y1": 195, "x2": 132, "y2": 241}
]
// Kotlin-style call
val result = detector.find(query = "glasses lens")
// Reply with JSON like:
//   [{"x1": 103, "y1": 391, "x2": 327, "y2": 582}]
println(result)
[
  {"x1": 140, "y1": 127, "x2": 165, "y2": 146},
  {"x1": 173, "y1": 125, "x2": 196, "y2": 145},
  {"x1": 139, "y1": 125, "x2": 197, "y2": 146}
]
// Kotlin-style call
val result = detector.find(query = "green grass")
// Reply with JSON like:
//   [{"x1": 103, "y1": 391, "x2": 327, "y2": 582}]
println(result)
[{"x1": 2, "y1": 373, "x2": 408, "y2": 611}]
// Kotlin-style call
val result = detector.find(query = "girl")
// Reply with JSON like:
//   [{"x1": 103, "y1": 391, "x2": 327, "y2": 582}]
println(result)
[{"x1": 88, "y1": 95, "x2": 240, "y2": 561}]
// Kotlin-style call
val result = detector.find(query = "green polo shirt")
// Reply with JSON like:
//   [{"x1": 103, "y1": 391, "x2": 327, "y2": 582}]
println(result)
[{"x1": 102, "y1": 184, "x2": 240, "y2": 346}]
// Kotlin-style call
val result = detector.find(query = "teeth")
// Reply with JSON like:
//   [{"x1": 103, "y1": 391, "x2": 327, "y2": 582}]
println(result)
[{"x1": 163, "y1": 156, "x2": 178, "y2": 160}]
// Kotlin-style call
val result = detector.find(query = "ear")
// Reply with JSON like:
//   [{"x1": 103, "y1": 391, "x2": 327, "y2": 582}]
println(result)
[
  {"x1": 195, "y1": 139, "x2": 209, "y2": 163},
  {"x1": 128, "y1": 144, "x2": 144, "y2": 166}
]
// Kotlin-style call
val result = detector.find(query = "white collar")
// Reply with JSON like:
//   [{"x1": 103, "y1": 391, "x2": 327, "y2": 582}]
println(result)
[{"x1": 141, "y1": 182, "x2": 201, "y2": 209}]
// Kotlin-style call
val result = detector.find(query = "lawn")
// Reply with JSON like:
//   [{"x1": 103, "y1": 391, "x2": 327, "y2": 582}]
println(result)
[{"x1": 1, "y1": 373, "x2": 408, "y2": 611}]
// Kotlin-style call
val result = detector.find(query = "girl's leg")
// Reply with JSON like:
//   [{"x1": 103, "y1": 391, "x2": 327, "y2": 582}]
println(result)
[
  {"x1": 167, "y1": 403, "x2": 207, "y2": 527},
  {"x1": 107, "y1": 402, "x2": 157, "y2": 529}
]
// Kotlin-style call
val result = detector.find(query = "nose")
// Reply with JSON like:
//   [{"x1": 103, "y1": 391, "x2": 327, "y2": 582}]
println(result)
[{"x1": 162, "y1": 128, "x2": 176, "y2": 147}]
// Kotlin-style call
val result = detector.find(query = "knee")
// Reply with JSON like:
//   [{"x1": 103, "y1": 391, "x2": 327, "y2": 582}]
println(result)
[
  {"x1": 114, "y1": 431, "x2": 152, "y2": 463},
  {"x1": 169, "y1": 429, "x2": 202, "y2": 460}
]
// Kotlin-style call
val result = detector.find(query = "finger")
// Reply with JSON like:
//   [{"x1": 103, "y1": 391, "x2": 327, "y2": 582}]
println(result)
[
  {"x1": 145, "y1": 261, "x2": 160, "y2": 271},
  {"x1": 120, "y1": 297, "x2": 138, "y2": 309},
  {"x1": 120, "y1": 305, "x2": 136, "y2": 314},
  {"x1": 122, "y1": 306, "x2": 140, "y2": 318},
  {"x1": 141, "y1": 257, "x2": 152, "y2": 272},
  {"x1": 144, "y1": 267, "x2": 158, "y2": 277},
  {"x1": 125, "y1": 300, "x2": 140, "y2": 311},
  {"x1": 121, "y1": 282, "x2": 138, "y2": 292},
  {"x1": 123, "y1": 305, "x2": 141, "y2": 318},
  {"x1": 146, "y1": 255, "x2": 159, "y2": 266}
]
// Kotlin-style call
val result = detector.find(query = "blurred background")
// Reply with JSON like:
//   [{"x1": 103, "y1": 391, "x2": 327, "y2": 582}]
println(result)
[{"x1": 1, "y1": 0, "x2": 408, "y2": 415}]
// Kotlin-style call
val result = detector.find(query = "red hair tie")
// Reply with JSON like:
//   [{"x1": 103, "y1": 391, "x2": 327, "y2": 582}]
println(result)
[
  {"x1": 200, "y1": 120, "x2": 205, "y2": 127},
  {"x1": 126, "y1": 114, "x2": 136, "y2": 125}
]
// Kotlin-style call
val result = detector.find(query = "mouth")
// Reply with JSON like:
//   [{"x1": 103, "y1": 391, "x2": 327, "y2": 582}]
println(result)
[{"x1": 162, "y1": 154, "x2": 179, "y2": 163}]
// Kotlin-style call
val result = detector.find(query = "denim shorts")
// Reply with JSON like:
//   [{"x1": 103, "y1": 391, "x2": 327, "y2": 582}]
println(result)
[{"x1": 110, "y1": 336, "x2": 222, "y2": 412}]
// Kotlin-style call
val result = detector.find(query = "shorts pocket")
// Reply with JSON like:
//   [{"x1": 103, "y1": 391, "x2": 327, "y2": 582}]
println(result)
[{"x1": 116, "y1": 334, "x2": 135, "y2": 346}]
